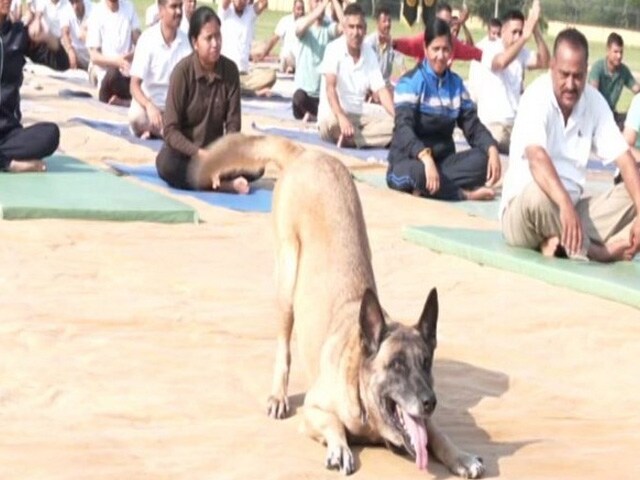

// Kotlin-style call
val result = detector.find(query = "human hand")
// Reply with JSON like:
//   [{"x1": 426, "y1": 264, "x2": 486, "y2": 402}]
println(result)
[
  {"x1": 523, "y1": 0, "x2": 540, "y2": 38},
  {"x1": 119, "y1": 57, "x2": 131, "y2": 76},
  {"x1": 625, "y1": 217, "x2": 640, "y2": 259},
  {"x1": 485, "y1": 147, "x2": 501, "y2": 187},
  {"x1": 420, "y1": 152, "x2": 439, "y2": 195},
  {"x1": 559, "y1": 201, "x2": 583, "y2": 257},
  {"x1": 145, "y1": 103, "x2": 163, "y2": 133},
  {"x1": 459, "y1": 3, "x2": 469, "y2": 24},
  {"x1": 337, "y1": 113, "x2": 354, "y2": 141}
]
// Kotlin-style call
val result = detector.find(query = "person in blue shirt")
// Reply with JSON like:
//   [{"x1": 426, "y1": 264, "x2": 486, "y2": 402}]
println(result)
[{"x1": 386, "y1": 18, "x2": 500, "y2": 201}]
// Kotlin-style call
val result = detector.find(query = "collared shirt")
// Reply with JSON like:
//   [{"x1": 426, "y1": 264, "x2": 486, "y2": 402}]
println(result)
[
  {"x1": 317, "y1": 36, "x2": 385, "y2": 121},
  {"x1": 501, "y1": 73, "x2": 628, "y2": 216},
  {"x1": 60, "y1": 0, "x2": 92, "y2": 62},
  {"x1": 624, "y1": 93, "x2": 640, "y2": 148},
  {"x1": 129, "y1": 23, "x2": 192, "y2": 109},
  {"x1": 219, "y1": 3, "x2": 256, "y2": 73},
  {"x1": 163, "y1": 52, "x2": 241, "y2": 157},
  {"x1": 274, "y1": 13, "x2": 300, "y2": 61},
  {"x1": 294, "y1": 19, "x2": 338, "y2": 97},
  {"x1": 363, "y1": 31, "x2": 403, "y2": 83},
  {"x1": 33, "y1": 0, "x2": 71, "y2": 37},
  {"x1": 588, "y1": 58, "x2": 638, "y2": 111}
]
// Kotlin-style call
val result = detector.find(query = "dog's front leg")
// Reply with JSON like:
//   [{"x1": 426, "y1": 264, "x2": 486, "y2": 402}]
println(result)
[
  {"x1": 303, "y1": 406, "x2": 355, "y2": 475},
  {"x1": 267, "y1": 240, "x2": 298, "y2": 419},
  {"x1": 426, "y1": 417, "x2": 484, "y2": 479}
]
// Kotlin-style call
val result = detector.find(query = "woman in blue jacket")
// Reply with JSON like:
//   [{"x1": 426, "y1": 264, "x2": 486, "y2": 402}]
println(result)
[
  {"x1": 387, "y1": 18, "x2": 500, "y2": 201},
  {"x1": 0, "y1": 0, "x2": 69, "y2": 172}
]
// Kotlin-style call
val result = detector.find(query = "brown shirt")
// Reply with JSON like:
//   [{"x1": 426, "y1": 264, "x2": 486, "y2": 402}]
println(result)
[{"x1": 163, "y1": 52, "x2": 241, "y2": 157}]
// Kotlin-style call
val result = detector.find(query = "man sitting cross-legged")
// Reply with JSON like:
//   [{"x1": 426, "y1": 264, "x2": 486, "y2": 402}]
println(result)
[
  {"x1": 317, "y1": 2, "x2": 394, "y2": 148},
  {"x1": 128, "y1": 0, "x2": 191, "y2": 139},
  {"x1": 500, "y1": 28, "x2": 640, "y2": 263}
]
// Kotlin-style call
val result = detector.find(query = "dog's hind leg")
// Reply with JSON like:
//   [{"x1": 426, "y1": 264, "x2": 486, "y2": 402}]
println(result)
[
  {"x1": 267, "y1": 238, "x2": 299, "y2": 419},
  {"x1": 426, "y1": 418, "x2": 484, "y2": 478}
]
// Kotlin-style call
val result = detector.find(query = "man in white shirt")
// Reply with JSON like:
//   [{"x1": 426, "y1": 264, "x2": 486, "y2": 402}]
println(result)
[
  {"x1": 500, "y1": 28, "x2": 640, "y2": 263},
  {"x1": 128, "y1": 0, "x2": 191, "y2": 139},
  {"x1": 219, "y1": 0, "x2": 275, "y2": 96},
  {"x1": 86, "y1": 0, "x2": 141, "y2": 105},
  {"x1": 477, "y1": 0, "x2": 550, "y2": 154},
  {"x1": 254, "y1": 0, "x2": 304, "y2": 73},
  {"x1": 27, "y1": 0, "x2": 70, "y2": 39},
  {"x1": 60, "y1": 0, "x2": 91, "y2": 70},
  {"x1": 318, "y1": 2, "x2": 394, "y2": 148}
]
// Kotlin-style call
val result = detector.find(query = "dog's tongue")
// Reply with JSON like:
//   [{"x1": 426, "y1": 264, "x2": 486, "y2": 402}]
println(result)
[{"x1": 401, "y1": 409, "x2": 428, "y2": 470}]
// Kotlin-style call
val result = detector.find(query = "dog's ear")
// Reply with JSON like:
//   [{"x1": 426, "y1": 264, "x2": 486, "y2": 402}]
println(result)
[
  {"x1": 417, "y1": 288, "x2": 438, "y2": 348},
  {"x1": 359, "y1": 288, "x2": 386, "y2": 356}
]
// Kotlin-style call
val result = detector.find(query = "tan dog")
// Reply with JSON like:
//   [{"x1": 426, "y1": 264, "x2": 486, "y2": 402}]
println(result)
[{"x1": 191, "y1": 133, "x2": 485, "y2": 478}]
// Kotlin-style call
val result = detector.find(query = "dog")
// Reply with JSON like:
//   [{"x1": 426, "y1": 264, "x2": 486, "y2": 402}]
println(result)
[{"x1": 191, "y1": 133, "x2": 485, "y2": 478}]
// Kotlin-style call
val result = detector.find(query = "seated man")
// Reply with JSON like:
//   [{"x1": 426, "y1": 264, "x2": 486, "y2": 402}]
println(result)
[
  {"x1": 477, "y1": 1, "x2": 549, "y2": 154},
  {"x1": 60, "y1": 0, "x2": 92, "y2": 70},
  {"x1": 392, "y1": 2, "x2": 481, "y2": 64},
  {"x1": 254, "y1": 0, "x2": 304, "y2": 73},
  {"x1": 28, "y1": 0, "x2": 70, "y2": 39},
  {"x1": 363, "y1": 5, "x2": 405, "y2": 92},
  {"x1": 589, "y1": 32, "x2": 640, "y2": 128},
  {"x1": 317, "y1": 3, "x2": 394, "y2": 148},
  {"x1": 291, "y1": 0, "x2": 343, "y2": 121},
  {"x1": 0, "y1": 0, "x2": 69, "y2": 172},
  {"x1": 219, "y1": 0, "x2": 275, "y2": 96},
  {"x1": 128, "y1": 0, "x2": 191, "y2": 139},
  {"x1": 501, "y1": 28, "x2": 640, "y2": 263},
  {"x1": 86, "y1": 0, "x2": 141, "y2": 105}
]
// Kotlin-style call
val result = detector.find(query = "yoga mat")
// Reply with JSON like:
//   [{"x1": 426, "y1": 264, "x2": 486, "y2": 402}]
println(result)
[
  {"x1": 352, "y1": 171, "x2": 501, "y2": 221},
  {"x1": 105, "y1": 162, "x2": 273, "y2": 213},
  {"x1": 59, "y1": 88, "x2": 92, "y2": 98},
  {"x1": 251, "y1": 122, "x2": 389, "y2": 163},
  {"x1": 242, "y1": 98, "x2": 294, "y2": 121},
  {"x1": 0, "y1": 155, "x2": 198, "y2": 223},
  {"x1": 403, "y1": 226, "x2": 640, "y2": 309},
  {"x1": 70, "y1": 117, "x2": 163, "y2": 151}
]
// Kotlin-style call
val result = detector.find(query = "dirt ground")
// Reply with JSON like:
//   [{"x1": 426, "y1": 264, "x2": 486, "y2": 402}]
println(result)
[{"x1": 1, "y1": 72, "x2": 639, "y2": 480}]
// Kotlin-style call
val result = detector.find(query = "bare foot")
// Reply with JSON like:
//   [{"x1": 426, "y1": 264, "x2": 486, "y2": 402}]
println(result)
[
  {"x1": 217, "y1": 176, "x2": 250, "y2": 194},
  {"x1": 589, "y1": 238, "x2": 634, "y2": 262},
  {"x1": 254, "y1": 88, "x2": 272, "y2": 97},
  {"x1": 540, "y1": 236, "x2": 561, "y2": 257},
  {"x1": 461, "y1": 186, "x2": 495, "y2": 201},
  {"x1": 7, "y1": 159, "x2": 46, "y2": 173}
]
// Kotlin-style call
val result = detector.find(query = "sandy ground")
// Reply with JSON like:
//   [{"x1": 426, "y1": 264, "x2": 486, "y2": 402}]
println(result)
[{"x1": 1, "y1": 71, "x2": 639, "y2": 480}]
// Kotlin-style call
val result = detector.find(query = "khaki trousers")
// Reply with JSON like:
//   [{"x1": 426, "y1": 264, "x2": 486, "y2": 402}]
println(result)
[
  {"x1": 127, "y1": 98, "x2": 163, "y2": 138},
  {"x1": 502, "y1": 182, "x2": 637, "y2": 253},
  {"x1": 318, "y1": 112, "x2": 394, "y2": 148},
  {"x1": 240, "y1": 68, "x2": 277, "y2": 95}
]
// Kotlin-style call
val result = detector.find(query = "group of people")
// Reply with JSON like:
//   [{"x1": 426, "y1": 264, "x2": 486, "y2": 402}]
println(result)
[{"x1": 1, "y1": 0, "x2": 639, "y2": 264}]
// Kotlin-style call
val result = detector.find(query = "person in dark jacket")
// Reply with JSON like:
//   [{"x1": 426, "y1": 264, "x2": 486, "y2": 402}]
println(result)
[
  {"x1": 0, "y1": 0, "x2": 69, "y2": 172},
  {"x1": 387, "y1": 18, "x2": 500, "y2": 201}
]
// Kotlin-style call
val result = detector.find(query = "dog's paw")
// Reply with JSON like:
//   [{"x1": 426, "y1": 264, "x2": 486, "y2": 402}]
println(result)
[
  {"x1": 266, "y1": 395, "x2": 289, "y2": 419},
  {"x1": 450, "y1": 453, "x2": 484, "y2": 479},
  {"x1": 325, "y1": 444, "x2": 355, "y2": 475}
]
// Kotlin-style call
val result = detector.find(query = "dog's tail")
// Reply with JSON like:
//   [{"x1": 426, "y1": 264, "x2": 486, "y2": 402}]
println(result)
[{"x1": 188, "y1": 133, "x2": 305, "y2": 190}]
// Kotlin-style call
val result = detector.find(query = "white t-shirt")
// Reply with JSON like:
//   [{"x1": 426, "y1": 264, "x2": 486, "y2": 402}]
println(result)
[
  {"x1": 478, "y1": 40, "x2": 534, "y2": 125},
  {"x1": 274, "y1": 13, "x2": 299, "y2": 61},
  {"x1": 500, "y1": 73, "x2": 628, "y2": 217},
  {"x1": 86, "y1": 0, "x2": 140, "y2": 85},
  {"x1": 59, "y1": 0, "x2": 92, "y2": 63},
  {"x1": 129, "y1": 23, "x2": 191, "y2": 109},
  {"x1": 34, "y1": 0, "x2": 71, "y2": 37},
  {"x1": 219, "y1": 3, "x2": 257, "y2": 73},
  {"x1": 317, "y1": 36, "x2": 386, "y2": 122}
]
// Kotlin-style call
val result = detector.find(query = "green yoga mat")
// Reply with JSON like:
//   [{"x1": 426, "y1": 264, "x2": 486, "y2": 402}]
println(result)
[
  {"x1": 403, "y1": 226, "x2": 640, "y2": 309},
  {"x1": 352, "y1": 171, "x2": 501, "y2": 221},
  {"x1": 0, "y1": 155, "x2": 198, "y2": 223}
]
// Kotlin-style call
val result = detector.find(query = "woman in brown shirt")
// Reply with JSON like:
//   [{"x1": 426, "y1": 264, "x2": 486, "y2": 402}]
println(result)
[{"x1": 157, "y1": 6, "x2": 253, "y2": 192}]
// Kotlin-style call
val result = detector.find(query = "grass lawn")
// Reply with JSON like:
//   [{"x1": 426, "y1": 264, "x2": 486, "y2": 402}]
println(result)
[{"x1": 130, "y1": 1, "x2": 640, "y2": 110}]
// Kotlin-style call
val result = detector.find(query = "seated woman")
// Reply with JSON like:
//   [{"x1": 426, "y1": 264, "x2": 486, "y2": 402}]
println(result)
[
  {"x1": 157, "y1": 6, "x2": 254, "y2": 193},
  {"x1": 386, "y1": 18, "x2": 500, "y2": 201},
  {"x1": 0, "y1": 0, "x2": 69, "y2": 173}
]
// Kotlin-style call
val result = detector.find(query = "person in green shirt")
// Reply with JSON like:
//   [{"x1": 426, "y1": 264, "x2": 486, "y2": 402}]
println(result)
[{"x1": 589, "y1": 32, "x2": 640, "y2": 128}]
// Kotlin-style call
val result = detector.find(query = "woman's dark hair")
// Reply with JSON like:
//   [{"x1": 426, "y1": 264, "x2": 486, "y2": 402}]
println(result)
[
  {"x1": 423, "y1": 18, "x2": 451, "y2": 48},
  {"x1": 189, "y1": 6, "x2": 221, "y2": 44}
]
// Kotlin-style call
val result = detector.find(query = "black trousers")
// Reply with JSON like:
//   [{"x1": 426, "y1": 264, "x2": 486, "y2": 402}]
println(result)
[
  {"x1": 99, "y1": 68, "x2": 132, "y2": 103},
  {"x1": 386, "y1": 148, "x2": 488, "y2": 200},
  {"x1": 156, "y1": 145, "x2": 264, "y2": 190},
  {"x1": 292, "y1": 89, "x2": 319, "y2": 119},
  {"x1": 0, "y1": 123, "x2": 60, "y2": 170}
]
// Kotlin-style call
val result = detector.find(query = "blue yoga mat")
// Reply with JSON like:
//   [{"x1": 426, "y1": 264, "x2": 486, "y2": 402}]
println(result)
[
  {"x1": 106, "y1": 162, "x2": 273, "y2": 213},
  {"x1": 71, "y1": 117, "x2": 164, "y2": 152},
  {"x1": 251, "y1": 122, "x2": 389, "y2": 163},
  {"x1": 242, "y1": 99, "x2": 294, "y2": 121}
]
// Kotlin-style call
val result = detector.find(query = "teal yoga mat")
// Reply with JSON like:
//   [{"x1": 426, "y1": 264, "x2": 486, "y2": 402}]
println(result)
[
  {"x1": 352, "y1": 171, "x2": 501, "y2": 221},
  {"x1": 403, "y1": 226, "x2": 640, "y2": 309},
  {"x1": 0, "y1": 155, "x2": 198, "y2": 223}
]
